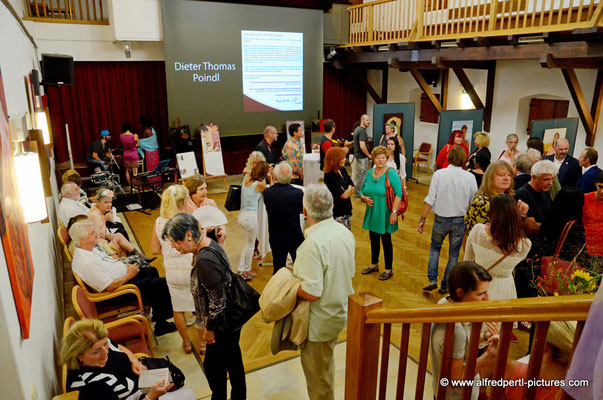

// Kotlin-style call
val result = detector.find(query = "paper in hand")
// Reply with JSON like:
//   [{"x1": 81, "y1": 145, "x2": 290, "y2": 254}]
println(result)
[{"x1": 138, "y1": 367, "x2": 170, "y2": 394}]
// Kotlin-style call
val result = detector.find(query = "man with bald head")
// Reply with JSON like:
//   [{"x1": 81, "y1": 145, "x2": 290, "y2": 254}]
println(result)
[
  {"x1": 353, "y1": 114, "x2": 371, "y2": 198},
  {"x1": 256, "y1": 125, "x2": 280, "y2": 164},
  {"x1": 543, "y1": 137, "x2": 582, "y2": 187}
]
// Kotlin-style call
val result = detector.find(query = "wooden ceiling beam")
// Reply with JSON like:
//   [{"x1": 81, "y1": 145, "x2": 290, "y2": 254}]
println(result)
[
  {"x1": 540, "y1": 54, "x2": 603, "y2": 69},
  {"x1": 351, "y1": 68, "x2": 383, "y2": 104},
  {"x1": 474, "y1": 36, "x2": 490, "y2": 47},
  {"x1": 408, "y1": 67, "x2": 443, "y2": 113},
  {"x1": 452, "y1": 67, "x2": 485, "y2": 110},
  {"x1": 483, "y1": 62, "x2": 497, "y2": 132},
  {"x1": 590, "y1": 70, "x2": 603, "y2": 146},
  {"x1": 561, "y1": 68, "x2": 596, "y2": 145}
]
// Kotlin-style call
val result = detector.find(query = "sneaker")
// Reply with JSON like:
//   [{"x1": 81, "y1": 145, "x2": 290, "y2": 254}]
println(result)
[
  {"x1": 510, "y1": 332, "x2": 518, "y2": 343},
  {"x1": 154, "y1": 321, "x2": 177, "y2": 336},
  {"x1": 438, "y1": 288, "x2": 448, "y2": 295},
  {"x1": 423, "y1": 282, "x2": 438, "y2": 291},
  {"x1": 517, "y1": 321, "x2": 532, "y2": 333}
]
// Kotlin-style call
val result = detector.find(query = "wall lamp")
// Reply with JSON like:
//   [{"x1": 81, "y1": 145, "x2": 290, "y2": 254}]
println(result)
[
  {"x1": 13, "y1": 141, "x2": 47, "y2": 224},
  {"x1": 461, "y1": 89, "x2": 473, "y2": 110},
  {"x1": 123, "y1": 41, "x2": 132, "y2": 59}
]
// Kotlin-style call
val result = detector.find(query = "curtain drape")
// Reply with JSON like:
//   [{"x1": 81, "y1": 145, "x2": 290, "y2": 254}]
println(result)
[
  {"x1": 322, "y1": 63, "x2": 367, "y2": 140},
  {"x1": 46, "y1": 61, "x2": 169, "y2": 164}
]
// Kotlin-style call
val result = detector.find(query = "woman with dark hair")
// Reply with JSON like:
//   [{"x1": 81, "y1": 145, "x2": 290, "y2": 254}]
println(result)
[
  {"x1": 323, "y1": 147, "x2": 354, "y2": 230},
  {"x1": 386, "y1": 137, "x2": 407, "y2": 188},
  {"x1": 436, "y1": 130, "x2": 469, "y2": 169},
  {"x1": 139, "y1": 116, "x2": 161, "y2": 190},
  {"x1": 120, "y1": 121, "x2": 140, "y2": 188},
  {"x1": 526, "y1": 137, "x2": 545, "y2": 157},
  {"x1": 470, "y1": 149, "x2": 491, "y2": 187},
  {"x1": 162, "y1": 213, "x2": 247, "y2": 400}
]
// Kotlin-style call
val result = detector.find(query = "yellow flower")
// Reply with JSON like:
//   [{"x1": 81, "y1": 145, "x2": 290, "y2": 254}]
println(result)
[
  {"x1": 571, "y1": 270, "x2": 593, "y2": 282},
  {"x1": 554, "y1": 292, "x2": 559, "y2": 296}
]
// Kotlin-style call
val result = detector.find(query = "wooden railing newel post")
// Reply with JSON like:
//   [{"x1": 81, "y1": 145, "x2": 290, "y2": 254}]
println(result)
[{"x1": 345, "y1": 292, "x2": 383, "y2": 400}]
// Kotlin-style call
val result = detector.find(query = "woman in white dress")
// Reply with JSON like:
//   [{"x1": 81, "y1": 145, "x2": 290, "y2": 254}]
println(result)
[
  {"x1": 150, "y1": 185, "x2": 205, "y2": 354},
  {"x1": 464, "y1": 194, "x2": 531, "y2": 342},
  {"x1": 385, "y1": 137, "x2": 407, "y2": 188}
]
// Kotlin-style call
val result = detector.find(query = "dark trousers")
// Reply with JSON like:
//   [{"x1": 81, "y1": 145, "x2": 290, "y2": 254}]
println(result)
[
  {"x1": 129, "y1": 267, "x2": 173, "y2": 322},
  {"x1": 290, "y1": 178, "x2": 303, "y2": 186},
  {"x1": 204, "y1": 329, "x2": 247, "y2": 400},
  {"x1": 270, "y1": 235, "x2": 304, "y2": 275},
  {"x1": 369, "y1": 231, "x2": 393, "y2": 270}
]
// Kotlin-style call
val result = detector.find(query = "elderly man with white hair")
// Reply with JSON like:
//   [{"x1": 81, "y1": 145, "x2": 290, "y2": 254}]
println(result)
[
  {"x1": 262, "y1": 161, "x2": 304, "y2": 274},
  {"x1": 293, "y1": 184, "x2": 355, "y2": 400},
  {"x1": 58, "y1": 182, "x2": 90, "y2": 226},
  {"x1": 69, "y1": 220, "x2": 176, "y2": 336},
  {"x1": 543, "y1": 137, "x2": 582, "y2": 187}
]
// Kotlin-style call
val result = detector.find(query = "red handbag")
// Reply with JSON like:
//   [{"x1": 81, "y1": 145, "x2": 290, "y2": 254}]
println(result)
[
  {"x1": 539, "y1": 220, "x2": 583, "y2": 295},
  {"x1": 385, "y1": 168, "x2": 408, "y2": 216}
]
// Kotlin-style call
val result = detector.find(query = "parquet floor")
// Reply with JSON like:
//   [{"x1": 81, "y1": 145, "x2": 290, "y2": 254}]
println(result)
[{"x1": 123, "y1": 173, "x2": 531, "y2": 374}]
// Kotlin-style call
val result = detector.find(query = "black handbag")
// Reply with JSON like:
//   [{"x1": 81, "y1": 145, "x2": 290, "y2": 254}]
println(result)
[
  {"x1": 201, "y1": 246, "x2": 260, "y2": 332},
  {"x1": 138, "y1": 355, "x2": 185, "y2": 390},
  {"x1": 224, "y1": 184, "x2": 241, "y2": 211}
]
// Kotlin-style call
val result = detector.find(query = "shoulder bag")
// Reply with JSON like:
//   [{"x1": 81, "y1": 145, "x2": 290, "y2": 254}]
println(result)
[
  {"x1": 385, "y1": 168, "x2": 408, "y2": 216},
  {"x1": 138, "y1": 355, "x2": 185, "y2": 390},
  {"x1": 224, "y1": 184, "x2": 241, "y2": 211},
  {"x1": 201, "y1": 245, "x2": 261, "y2": 332},
  {"x1": 539, "y1": 220, "x2": 584, "y2": 295}
]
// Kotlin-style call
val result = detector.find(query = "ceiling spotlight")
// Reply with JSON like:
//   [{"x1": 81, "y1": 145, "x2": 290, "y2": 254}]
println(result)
[
  {"x1": 123, "y1": 41, "x2": 132, "y2": 59},
  {"x1": 326, "y1": 46, "x2": 338, "y2": 61}
]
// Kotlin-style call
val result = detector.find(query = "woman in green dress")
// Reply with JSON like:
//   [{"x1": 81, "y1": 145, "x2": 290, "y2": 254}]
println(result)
[{"x1": 360, "y1": 146, "x2": 403, "y2": 280}]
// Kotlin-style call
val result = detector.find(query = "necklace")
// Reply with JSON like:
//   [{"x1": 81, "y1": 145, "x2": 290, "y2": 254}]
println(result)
[{"x1": 372, "y1": 168, "x2": 386, "y2": 182}]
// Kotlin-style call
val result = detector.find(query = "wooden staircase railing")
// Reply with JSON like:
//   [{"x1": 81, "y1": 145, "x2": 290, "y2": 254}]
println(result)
[
  {"x1": 345, "y1": 292, "x2": 594, "y2": 400},
  {"x1": 348, "y1": 0, "x2": 603, "y2": 45},
  {"x1": 23, "y1": 0, "x2": 108, "y2": 24}
]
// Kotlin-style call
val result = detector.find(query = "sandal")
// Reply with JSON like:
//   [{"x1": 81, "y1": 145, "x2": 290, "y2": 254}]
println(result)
[
  {"x1": 361, "y1": 266, "x2": 379, "y2": 275},
  {"x1": 198, "y1": 344, "x2": 206, "y2": 355},
  {"x1": 236, "y1": 271, "x2": 252, "y2": 281},
  {"x1": 182, "y1": 343, "x2": 192, "y2": 354},
  {"x1": 379, "y1": 270, "x2": 394, "y2": 280}
]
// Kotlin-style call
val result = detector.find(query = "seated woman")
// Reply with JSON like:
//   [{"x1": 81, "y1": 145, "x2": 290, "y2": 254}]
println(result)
[
  {"x1": 436, "y1": 130, "x2": 469, "y2": 170},
  {"x1": 61, "y1": 318, "x2": 196, "y2": 400},
  {"x1": 504, "y1": 320, "x2": 576, "y2": 399},
  {"x1": 87, "y1": 188, "x2": 154, "y2": 261},
  {"x1": 181, "y1": 174, "x2": 226, "y2": 245}
]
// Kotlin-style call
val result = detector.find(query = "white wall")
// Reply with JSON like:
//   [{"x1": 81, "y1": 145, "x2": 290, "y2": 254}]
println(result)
[
  {"x1": 367, "y1": 60, "x2": 603, "y2": 166},
  {"x1": 0, "y1": 3, "x2": 61, "y2": 399}
]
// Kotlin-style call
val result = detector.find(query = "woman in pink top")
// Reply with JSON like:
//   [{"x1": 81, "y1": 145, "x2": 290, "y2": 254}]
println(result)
[
  {"x1": 181, "y1": 174, "x2": 225, "y2": 245},
  {"x1": 119, "y1": 121, "x2": 140, "y2": 188},
  {"x1": 497, "y1": 133, "x2": 522, "y2": 166}
]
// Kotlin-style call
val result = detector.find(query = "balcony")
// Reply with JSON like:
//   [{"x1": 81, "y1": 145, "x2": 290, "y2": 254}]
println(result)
[
  {"x1": 348, "y1": 0, "x2": 603, "y2": 45},
  {"x1": 23, "y1": 0, "x2": 109, "y2": 24}
]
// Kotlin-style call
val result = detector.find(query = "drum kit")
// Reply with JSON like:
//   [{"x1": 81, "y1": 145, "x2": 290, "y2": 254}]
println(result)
[{"x1": 87, "y1": 149, "x2": 125, "y2": 195}]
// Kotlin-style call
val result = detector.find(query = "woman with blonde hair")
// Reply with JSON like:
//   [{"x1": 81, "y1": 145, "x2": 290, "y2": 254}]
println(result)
[
  {"x1": 61, "y1": 318, "x2": 195, "y2": 399},
  {"x1": 498, "y1": 133, "x2": 522, "y2": 166},
  {"x1": 467, "y1": 131, "x2": 491, "y2": 171},
  {"x1": 465, "y1": 160, "x2": 525, "y2": 233},
  {"x1": 243, "y1": 150, "x2": 267, "y2": 175},
  {"x1": 151, "y1": 185, "x2": 205, "y2": 354},
  {"x1": 360, "y1": 146, "x2": 403, "y2": 281}
]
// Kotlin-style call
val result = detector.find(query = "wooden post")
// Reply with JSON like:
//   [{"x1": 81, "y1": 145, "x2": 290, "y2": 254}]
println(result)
[
  {"x1": 345, "y1": 293, "x2": 383, "y2": 400},
  {"x1": 416, "y1": 0, "x2": 425, "y2": 40}
]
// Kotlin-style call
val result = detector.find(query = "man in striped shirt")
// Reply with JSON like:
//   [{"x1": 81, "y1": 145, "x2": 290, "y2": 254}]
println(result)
[{"x1": 282, "y1": 123, "x2": 305, "y2": 185}]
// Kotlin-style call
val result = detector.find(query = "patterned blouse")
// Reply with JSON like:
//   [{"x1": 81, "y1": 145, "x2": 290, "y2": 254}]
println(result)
[
  {"x1": 191, "y1": 239, "x2": 231, "y2": 331},
  {"x1": 464, "y1": 192, "x2": 491, "y2": 233}
]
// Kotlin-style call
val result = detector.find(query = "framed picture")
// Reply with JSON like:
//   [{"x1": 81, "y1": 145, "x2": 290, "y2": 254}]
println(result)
[
  {"x1": 384, "y1": 113, "x2": 403, "y2": 137},
  {"x1": 199, "y1": 124, "x2": 225, "y2": 177},
  {"x1": 451, "y1": 120, "x2": 473, "y2": 142},
  {"x1": 543, "y1": 127, "x2": 567, "y2": 156},
  {"x1": 0, "y1": 68, "x2": 35, "y2": 339}
]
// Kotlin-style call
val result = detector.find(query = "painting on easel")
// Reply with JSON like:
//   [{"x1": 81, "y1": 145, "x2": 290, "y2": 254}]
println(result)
[{"x1": 199, "y1": 124, "x2": 227, "y2": 189}]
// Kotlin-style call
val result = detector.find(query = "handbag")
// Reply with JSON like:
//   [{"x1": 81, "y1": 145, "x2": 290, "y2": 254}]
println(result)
[
  {"x1": 138, "y1": 355, "x2": 185, "y2": 390},
  {"x1": 224, "y1": 184, "x2": 241, "y2": 211},
  {"x1": 539, "y1": 220, "x2": 583, "y2": 295},
  {"x1": 201, "y1": 245, "x2": 261, "y2": 332},
  {"x1": 385, "y1": 168, "x2": 408, "y2": 216}
]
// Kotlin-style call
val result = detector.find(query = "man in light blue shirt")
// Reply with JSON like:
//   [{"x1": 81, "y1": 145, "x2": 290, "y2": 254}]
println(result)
[
  {"x1": 417, "y1": 145, "x2": 477, "y2": 294},
  {"x1": 293, "y1": 184, "x2": 356, "y2": 400}
]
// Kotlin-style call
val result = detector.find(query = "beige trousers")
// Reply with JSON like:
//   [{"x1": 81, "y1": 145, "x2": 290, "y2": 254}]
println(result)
[{"x1": 300, "y1": 338, "x2": 337, "y2": 400}]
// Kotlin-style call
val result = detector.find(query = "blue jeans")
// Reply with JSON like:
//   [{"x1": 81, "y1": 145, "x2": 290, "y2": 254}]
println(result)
[
  {"x1": 87, "y1": 158, "x2": 107, "y2": 171},
  {"x1": 427, "y1": 215, "x2": 466, "y2": 290}
]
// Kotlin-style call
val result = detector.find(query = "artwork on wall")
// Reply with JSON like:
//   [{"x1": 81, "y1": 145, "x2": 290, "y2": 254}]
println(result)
[
  {"x1": 0, "y1": 68, "x2": 35, "y2": 339},
  {"x1": 383, "y1": 113, "x2": 403, "y2": 137},
  {"x1": 451, "y1": 120, "x2": 473, "y2": 142},
  {"x1": 543, "y1": 127, "x2": 567, "y2": 156},
  {"x1": 437, "y1": 110, "x2": 483, "y2": 155}
]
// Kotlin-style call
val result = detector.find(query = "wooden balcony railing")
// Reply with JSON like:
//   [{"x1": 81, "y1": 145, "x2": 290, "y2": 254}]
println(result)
[
  {"x1": 23, "y1": 0, "x2": 109, "y2": 24},
  {"x1": 348, "y1": 0, "x2": 603, "y2": 45},
  {"x1": 345, "y1": 292, "x2": 594, "y2": 400}
]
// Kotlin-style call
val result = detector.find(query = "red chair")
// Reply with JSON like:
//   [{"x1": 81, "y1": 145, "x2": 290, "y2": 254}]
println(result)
[
  {"x1": 72, "y1": 286, "x2": 154, "y2": 357},
  {"x1": 413, "y1": 142, "x2": 433, "y2": 176}
]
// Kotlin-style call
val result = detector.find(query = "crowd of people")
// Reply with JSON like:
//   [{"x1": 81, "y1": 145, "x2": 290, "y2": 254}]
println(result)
[{"x1": 58, "y1": 118, "x2": 601, "y2": 400}]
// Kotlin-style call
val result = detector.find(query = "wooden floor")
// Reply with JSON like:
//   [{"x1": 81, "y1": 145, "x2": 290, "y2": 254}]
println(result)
[{"x1": 122, "y1": 174, "x2": 531, "y2": 373}]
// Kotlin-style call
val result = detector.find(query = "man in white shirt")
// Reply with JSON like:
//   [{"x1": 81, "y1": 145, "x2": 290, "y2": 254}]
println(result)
[
  {"x1": 69, "y1": 221, "x2": 176, "y2": 336},
  {"x1": 418, "y1": 145, "x2": 477, "y2": 294},
  {"x1": 293, "y1": 184, "x2": 355, "y2": 400},
  {"x1": 58, "y1": 182, "x2": 90, "y2": 226}
]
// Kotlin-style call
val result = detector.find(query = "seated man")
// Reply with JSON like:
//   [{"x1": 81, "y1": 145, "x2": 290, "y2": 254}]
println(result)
[
  {"x1": 58, "y1": 182, "x2": 89, "y2": 226},
  {"x1": 69, "y1": 220, "x2": 176, "y2": 336},
  {"x1": 86, "y1": 130, "x2": 112, "y2": 172},
  {"x1": 430, "y1": 261, "x2": 499, "y2": 400}
]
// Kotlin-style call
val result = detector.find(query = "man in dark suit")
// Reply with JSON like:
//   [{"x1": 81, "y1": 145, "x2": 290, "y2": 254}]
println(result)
[
  {"x1": 577, "y1": 147, "x2": 602, "y2": 193},
  {"x1": 543, "y1": 138, "x2": 582, "y2": 187},
  {"x1": 513, "y1": 154, "x2": 533, "y2": 190},
  {"x1": 262, "y1": 162, "x2": 304, "y2": 274},
  {"x1": 256, "y1": 125, "x2": 279, "y2": 165}
]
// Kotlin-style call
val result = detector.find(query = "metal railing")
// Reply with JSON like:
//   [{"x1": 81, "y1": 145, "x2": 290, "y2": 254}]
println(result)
[
  {"x1": 348, "y1": 0, "x2": 603, "y2": 45},
  {"x1": 23, "y1": 0, "x2": 108, "y2": 24}
]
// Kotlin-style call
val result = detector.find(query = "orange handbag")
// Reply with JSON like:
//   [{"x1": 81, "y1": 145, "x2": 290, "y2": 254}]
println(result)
[{"x1": 539, "y1": 220, "x2": 583, "y2": 295}]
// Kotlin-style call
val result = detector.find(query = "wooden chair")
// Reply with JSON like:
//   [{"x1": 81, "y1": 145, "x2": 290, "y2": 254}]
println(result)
[
  {"x1": 57, "y1": 225, "x2": 70, "y2": 247},
  {"x1": 72, "y1": 286, "x2": 154, "y2": 357},
  {"x1": 413, "y1": 142, "x2": 433, "y2": 176}
]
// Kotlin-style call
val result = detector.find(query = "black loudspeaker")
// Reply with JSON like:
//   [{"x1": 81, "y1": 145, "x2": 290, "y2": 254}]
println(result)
[
  {"x1": 30, "y1": 70, "x2": 41, "y2": 95},
  {"x1": 41, "y1": 54, "x2": 74, "y2": 86}
]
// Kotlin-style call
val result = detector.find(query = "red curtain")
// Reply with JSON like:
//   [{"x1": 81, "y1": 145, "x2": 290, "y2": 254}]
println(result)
[
  {"x1": 46, "y1": 61, "x2": 169, "y2": 164},
  {"x1": 322, "y1": 64, "x2": 367, "y2": 140}
]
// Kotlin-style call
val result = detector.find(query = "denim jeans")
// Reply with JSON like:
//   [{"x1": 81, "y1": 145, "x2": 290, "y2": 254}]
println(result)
[
  {"x1": 87, "y1": 158, "x2": 108, "y2": 171},
  {"x1": 355, "y1": 157, "x2": 369, "y2": 198},
  {"x1": 427, "y1": 215, "x2": 466, "y2": 289}
]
